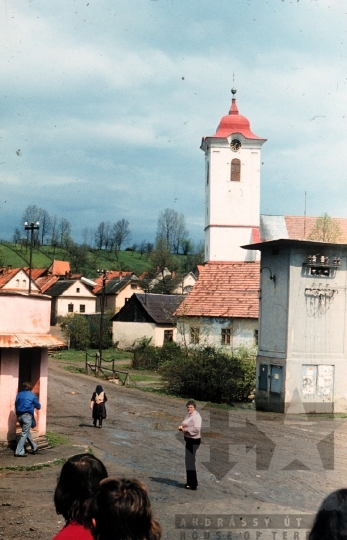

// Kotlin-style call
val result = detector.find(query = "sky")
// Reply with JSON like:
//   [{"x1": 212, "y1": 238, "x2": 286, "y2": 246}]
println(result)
[{"x1": 1, "y1": 0, "x2": 347, "y2": 248}]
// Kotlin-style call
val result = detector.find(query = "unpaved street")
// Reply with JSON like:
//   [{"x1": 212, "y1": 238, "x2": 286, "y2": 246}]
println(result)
[{"x1": 2, "y1": 360, "x2": 347, "y2": 539}]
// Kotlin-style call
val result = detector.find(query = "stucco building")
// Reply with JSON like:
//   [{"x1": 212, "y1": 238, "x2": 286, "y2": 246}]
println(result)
[{"x1": 0, "y1": 293, "x2": 64, "y2": 447}]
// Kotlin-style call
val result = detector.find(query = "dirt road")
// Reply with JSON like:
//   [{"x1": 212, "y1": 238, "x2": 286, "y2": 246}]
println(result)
[{"x1": 2, "y1": 360, "x2": 347, "y2": 539}]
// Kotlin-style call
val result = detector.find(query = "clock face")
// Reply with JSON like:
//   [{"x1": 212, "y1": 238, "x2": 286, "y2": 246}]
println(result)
[{"x1": 230, "y1": 138, "x2": 241, "y2": 151}]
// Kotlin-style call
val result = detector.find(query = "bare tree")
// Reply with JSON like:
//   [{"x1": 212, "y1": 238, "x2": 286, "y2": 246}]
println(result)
[
  {"x1": 112, "y1": 219, "x2": 131, "y2": 250},
  {"x1": 50, "y1": 215, "x2": 59, "y2": 246},
  {"x1": 13, "y1": 227, "x2": 21, "y2": 243},
  {"x1": 156, "y1": 208, "x2": 189, "y2": 253},
  {"x1": 58, "y1": 218, "x2": 72, "y2": 246},
  {"x1": 40, "y1": 210, "x2": 52, "y2": 245},
  {"x1": 94, "y1": 221, "x2": 107, "y2": 250},
  {"x1": 22, "y1": 204, "x2": 42, "y2": 244}
]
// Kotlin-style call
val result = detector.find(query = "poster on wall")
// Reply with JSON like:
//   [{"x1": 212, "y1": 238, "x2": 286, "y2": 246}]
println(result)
[
  {"x1": 317, "y1": 365, "x2": 334, "y2": 400},
  {"x1": 302, "y1": 365, "x2": 316, "y2": 397}
]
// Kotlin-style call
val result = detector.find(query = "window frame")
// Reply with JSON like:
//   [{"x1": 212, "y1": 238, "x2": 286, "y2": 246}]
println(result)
[{"x1": 231, "y1": 158, "x2": 241, "y2": 182}]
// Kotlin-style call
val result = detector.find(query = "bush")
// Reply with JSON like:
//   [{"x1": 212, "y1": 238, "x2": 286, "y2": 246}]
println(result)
[
  {"x1": 60, "y1": 312, "x2": 113, "y2": 350},
  {"x1": 161, "y1": 346, "x2": 256, "y2": 404},
  {"x1": 61, "y1": 314, "x2": 90, "y2": 350},
  {"x1": 132, "y1": 341, "x2": 182, "y2": 371}
]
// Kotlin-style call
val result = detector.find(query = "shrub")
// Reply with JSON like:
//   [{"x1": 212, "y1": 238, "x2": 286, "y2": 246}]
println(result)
[
  {"x1": 60, "y1": 314, "x2": 90, "y2": 350},
  {"x1": 161, "y1": 346, "x2": 256, "y2": 403},
  {"x1": 132, "y1": 341, "x2": 182, "y2": 371}
]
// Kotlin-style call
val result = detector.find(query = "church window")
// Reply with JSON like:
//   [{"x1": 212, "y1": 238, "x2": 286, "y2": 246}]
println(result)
[{"x1": 231, "y1": 159, "x2": 241, "y2": 181}]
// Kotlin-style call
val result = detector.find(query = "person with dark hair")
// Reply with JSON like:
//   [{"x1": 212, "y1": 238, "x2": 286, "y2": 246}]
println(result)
[
  {"x1": 14, "y1": 381, "x2": 41, "y2": 457},
  {"x1": 309, "y1": 489, "x2": 347, "y2": 540},
  {"x1": 53, "y1": 453, "x2": 108, "y2": 540},
  {"x1": 90, "y1": 385, "x2": 107, "y2": 428},
  {"x1": 89, "y1": 477, "x2": 162, "y2": 540},
  {"x1": 178, "y1": 400, "x2": 202, "y2": 490}
]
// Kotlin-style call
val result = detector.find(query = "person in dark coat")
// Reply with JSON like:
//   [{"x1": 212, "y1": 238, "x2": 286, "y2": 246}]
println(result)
[{"x1": 90, "y1": 385, "x2": 107, "y2": 428}]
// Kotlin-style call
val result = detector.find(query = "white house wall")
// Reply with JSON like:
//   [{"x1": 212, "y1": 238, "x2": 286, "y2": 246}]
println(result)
[
  {"x1": 176, "y1": 316, "x2": 257, "y2": 350},
  {"x1": 113, "y1": 321, "x2": 156, "y2": 348}
]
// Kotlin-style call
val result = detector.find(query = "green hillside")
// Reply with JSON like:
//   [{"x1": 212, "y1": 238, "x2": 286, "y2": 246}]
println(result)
[
  {"x1": 0, "y1": 242, "x2": 161, "y2": 278},
  {"x1": 0, "y1": 241, "x2": 201, "y2": 278}
]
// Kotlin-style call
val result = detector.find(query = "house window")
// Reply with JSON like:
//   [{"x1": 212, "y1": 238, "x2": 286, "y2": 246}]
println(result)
[
  {"x1": 131, "y1": 284, "x2": 137, "y2": 289},
  {"x1": 80, "y1": 305, "x2": 86, "y2": 313},
  {"x1": 231, "y1": 158, "x2": 241, "y2": 181},
  {"x1": 16, "y1": 279, "x2": 20, "y2": 287},
  {"x1": 76, "y1": 288, "x2": 80, "y2": 293},
  {"x1": 254, "y1": 329, "x2": 258, "y2": 346},
  {"x1": 164, "y1": 330, "x2": 173, "y2": 343},
  {"x1": 68, "y1": 303, "x2": 74, "y2": 313},
  {"x1": 190, "y1": 327, "x2": 200, "y2": 345},
  {"x1": 221, "y1": 328, "x2": 231, "y2": 345}
]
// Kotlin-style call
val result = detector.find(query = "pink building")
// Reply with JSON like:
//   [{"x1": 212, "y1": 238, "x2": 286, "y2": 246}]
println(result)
[{"x1": 0, "y1": 292, "x2": 64, "y2": 446}]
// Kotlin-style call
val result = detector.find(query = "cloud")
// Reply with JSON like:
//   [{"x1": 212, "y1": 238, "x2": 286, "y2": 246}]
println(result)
[{"x1": 0, "y1": 0, "x2": 347, "y2": 248}]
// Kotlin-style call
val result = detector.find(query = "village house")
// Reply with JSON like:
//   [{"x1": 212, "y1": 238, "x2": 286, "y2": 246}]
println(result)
[
  {"x1": 111, "y1": 293, "x2": 185, "y2": 348},
  {"x1": 93, "y1": 273, "x2": 144, "y2": 313},
  {"x1": 0, "y1": 266, "x2": 39, "y2": 294},
  {"x1": 0, "y1": 292, "x2": 64, "y2": 447},
  {"x1": 44, "y1": 279, "x2": 97, "y2": 325},
  {"x1": 175, "y1": 262, "x2": 259, "y2": 349}
]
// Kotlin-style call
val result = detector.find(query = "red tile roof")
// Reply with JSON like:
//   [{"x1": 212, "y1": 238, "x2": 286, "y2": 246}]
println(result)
[
  {"x1": 0, "y1": 268, "x2": 23, "y2": 288},
  {"x1": 175, "y1": 262, "x2": 260, "y2": 319},
  {"x1": 49, "y1": 260, "x2": 71, "y2": 276},
  {"x1": 285, "y1": 216, "x2": 347, "y2": 241},
  {"x1": 35, "y1": 275, "x2": 60, "y2": 293}
]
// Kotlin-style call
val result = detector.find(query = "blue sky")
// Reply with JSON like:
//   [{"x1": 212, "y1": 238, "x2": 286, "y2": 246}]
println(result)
[{"x1": 1, "y1": 0, "x2": 346, "y2": 247}]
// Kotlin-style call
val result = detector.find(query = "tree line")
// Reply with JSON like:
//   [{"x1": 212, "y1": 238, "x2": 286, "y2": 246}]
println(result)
[{"x1": 14, "y1": 205, "x2": 201, "y2": 255}]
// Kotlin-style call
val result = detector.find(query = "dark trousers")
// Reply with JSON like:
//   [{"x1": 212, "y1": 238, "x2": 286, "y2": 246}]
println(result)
[{"x1": 185, "y1": 437, "x2": 201, "y2": 488}]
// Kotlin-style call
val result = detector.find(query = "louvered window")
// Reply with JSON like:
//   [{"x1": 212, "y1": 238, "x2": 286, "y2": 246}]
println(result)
[{"x1": 231, "y1": 158, "x2": 241, "y2": 181}]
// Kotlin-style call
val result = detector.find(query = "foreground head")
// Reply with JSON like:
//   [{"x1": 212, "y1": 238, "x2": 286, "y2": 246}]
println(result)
[
  {"x1": 23, "y1": 382, "x2": 32, "y2": 391},
  {"x1": 309, "y1": 489, "x2": 347, "y2": 540},
  {"x1": 95, "y1": 385, "x2": 104, "y2": 394},
  {"x1": 186, "y1": 400, "x2": 196, "y2": 413},
  {"x1": 54, "y1": 453, "x2": 108, "y2": 525},
  {"x1": 90, "y1": 477, "x2": 162, "y2": 540}
]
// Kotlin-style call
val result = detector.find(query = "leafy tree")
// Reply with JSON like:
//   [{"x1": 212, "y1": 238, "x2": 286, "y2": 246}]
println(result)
[
  {"x1": 308, "y1": 213, "x2": 345, "y2": 242},
  {"x1": 67, "y1": 242, "x2": 89, "y2": 272},
  {"x1": 60, "y1": 314, "x2": 90, "y2": 350},
  {"x1": 149, "y1": 237, "x2": 178, "y2": 279}
]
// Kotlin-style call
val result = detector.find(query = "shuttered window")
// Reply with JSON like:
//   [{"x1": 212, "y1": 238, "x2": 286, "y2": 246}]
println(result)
[{"x1": 231, "y1": 158, "x2": 241, "y2": 181}]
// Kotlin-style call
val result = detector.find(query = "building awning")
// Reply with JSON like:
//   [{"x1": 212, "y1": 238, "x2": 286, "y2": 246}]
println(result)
[{"x1": 0, "y1": 334, "x2": 66, "y2": 348}]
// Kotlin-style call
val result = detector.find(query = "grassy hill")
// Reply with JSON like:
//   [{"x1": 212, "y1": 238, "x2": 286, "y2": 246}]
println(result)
[{"x1": 0, "y1": 242, "x2": 194, "y2": 278}]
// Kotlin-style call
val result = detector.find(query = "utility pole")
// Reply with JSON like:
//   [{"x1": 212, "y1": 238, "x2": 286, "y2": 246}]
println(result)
[
  {"x1": 98, "y1": 269, "x2": 108, "y2": 368},
  {"x1": 24, "y1": 221, "x2": 40, "y2": 294}
]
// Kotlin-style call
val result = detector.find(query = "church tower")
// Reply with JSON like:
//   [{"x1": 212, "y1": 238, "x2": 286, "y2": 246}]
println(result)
[{"x1": 201, "y1": 89, "x2": 266, "y2": 262}]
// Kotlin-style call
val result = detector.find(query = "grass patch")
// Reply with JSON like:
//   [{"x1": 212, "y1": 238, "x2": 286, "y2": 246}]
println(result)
[
  {"x1": 51, "y1": 348, "x2": 133, "y2": 364},
  {"x1": 46, "y1": 432, "x2": 70, "y2": 446},
  {"x1": 64, "y1": 366, "x2": 88, "y2": 375}
]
